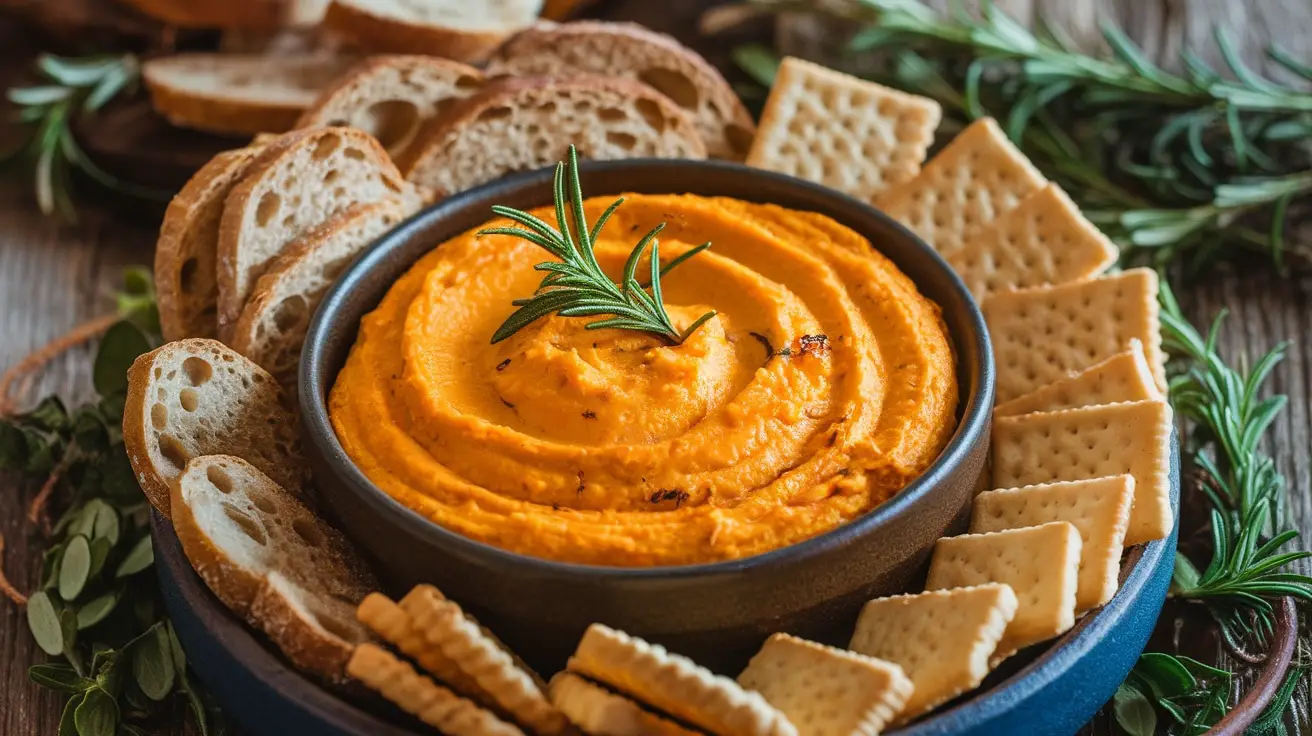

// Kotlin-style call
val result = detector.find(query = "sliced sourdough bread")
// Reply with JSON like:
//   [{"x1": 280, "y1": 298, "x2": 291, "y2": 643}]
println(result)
[
  {"x1": 400, "y1": 74, "x2": 706, "y2": 197},
  {"x1": 296, "y1": 55, "x2": 485, "y2": 157},
  {"x1": 170, "y1": 455, "x2": 376, "y2": 681},
  {"x1": 487, "y1": 21, "x2": 756, "y2": 159},
  {"x1": 143, "y1": 53, "x2": 358, "y2": 137},
  {"x1": 250, "y1": 571, "x2": 374, "y2": 683},
  {"x1": 323, "y1": 0, "x2": 543, "y2": 63},
  {"x1": 124, "y1": 339, "x2": 306, "y2": 518},
  {"x1": 231, "y1": 200, "x2": 411, "y2": 390},
  {"x1": 156, "y1": 145, "x2": 263, "y2": 342},
  {"x1": 217, "y1": 126, "x2": 415, "y2": 339},
  {"x1": 117, "y1": 0, "x2": 289, "y2": 29}
]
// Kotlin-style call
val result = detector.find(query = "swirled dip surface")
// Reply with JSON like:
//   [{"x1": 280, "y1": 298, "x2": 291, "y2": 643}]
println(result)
[{"x1": 329, "y1": 194, "x2": 957, "y2": 566}]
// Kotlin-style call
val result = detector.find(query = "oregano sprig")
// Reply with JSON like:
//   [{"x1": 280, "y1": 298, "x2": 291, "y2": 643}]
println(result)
[{"x1": 481, "y1": 145, "x2": 716, "y2": 345}]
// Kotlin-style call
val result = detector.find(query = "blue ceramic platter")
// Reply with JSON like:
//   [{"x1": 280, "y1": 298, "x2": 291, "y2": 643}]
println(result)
[{"x1": 154, "y1": 433, "x2": 1178, "y2": 736}]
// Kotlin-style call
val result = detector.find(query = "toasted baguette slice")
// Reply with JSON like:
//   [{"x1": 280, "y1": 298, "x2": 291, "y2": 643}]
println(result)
[
  {"x1": 124, "y1": 339, "x2": 306, "y2": 518},
  {"x1": 400, "y1": 74, "x2": 706, "y2": 197},
  {"x1": 156, "y1": 146, "x2": 263, "y2": 342},
  {"x1": 297, "y1": 55, "x2": 485, "y2": 157},
  {"x1": 170, "y1": 454, "x2": 374, "y2": 615},
  {"x1": 250, "y1": 571, "x2": 373, "y2": 683},
  {"x1": 323, "y1": 0, "x2": 543, "y2": 63},
  {"x1": 143, "y1": 53, "x2": 358, "y2": 137},
  {"x1": 231, "y1": 200, "x2": 410, "y2": 390},
  {"x1": 487, "y1": 21, "x2": 755, "y2": 160},
  {"x1": 117, "y1": 0, "x2": 288, "y2": 29},
  {"x1": 217, "y1": 126, "x2": 414, "y2": 338}
]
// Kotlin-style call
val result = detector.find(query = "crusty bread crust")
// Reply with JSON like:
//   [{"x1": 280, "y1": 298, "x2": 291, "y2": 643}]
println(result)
[
  {"x1": 250, "y1": 572, "x2": 373, "y2": 683},
  {"x1": 215, "y1": 127, "x2": 408, "y2": 339},
  {"x1": 147, "y1": 80, "x2": 306, "y2": 136},
  {"x1": 398, "y1": 73, "x2": 707, "y2": 195},
  {"x1": 489, "y1": 21, "x2": 756, "y2": 159},
  {"x1": 118, "y1": 0, "x2": 287, "y2": 29},
  {"x1": 156, "y1": 146, "x2": 261, "y2": 342},
  {"x1": 322, "y1": 1, "x2": 515, "y2": 63}
]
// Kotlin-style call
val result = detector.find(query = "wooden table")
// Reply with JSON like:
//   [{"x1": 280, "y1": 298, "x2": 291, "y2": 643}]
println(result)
[{"x1": 3, "y1": 0, "x2": 1310, "y2": 733}]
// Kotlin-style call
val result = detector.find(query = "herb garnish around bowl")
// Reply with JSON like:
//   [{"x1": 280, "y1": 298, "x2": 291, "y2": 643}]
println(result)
[{"x1": 480, "y1": 145, "x2": 716, "y2": 345}]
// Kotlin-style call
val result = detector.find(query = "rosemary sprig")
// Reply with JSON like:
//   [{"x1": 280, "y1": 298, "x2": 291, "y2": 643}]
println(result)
[
  {"x1": 738, "y1": 0, "x2": 1312, "y2": 272},
  {"x1": 3, "y1": 54, "x2": 169, "y2": 219},
  {"x1": 1158, "y1": 283, "x2": 1312, "y2": 639},
  {"x1": 481, "y1": 145, "x2": 716, "y2": 345}
]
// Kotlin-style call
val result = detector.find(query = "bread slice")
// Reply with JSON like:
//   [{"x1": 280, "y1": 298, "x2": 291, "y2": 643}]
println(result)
[
  {"x1": 124, "y1": 339, "x2": 306, "y2": 518},
  {"x1": 250, "y1": 571, "x2": 374, "y2": 683},
  {"x1": 487, "y1": 21, "x2": 756, "y2": 160},
  {"x1": 171, "y1": 455, "x2": 377, "y2": 681},
  {"x1": 297, "y1": 55, "x2": 485, "y2": 157},
  {"x1": 400, "y1": 74, "x2": 706, "y2": 197},
  {"x1": 116, "y1": 0, "x2": 288, "y2": 29},
  {"x1": 143, "y1": 53, "x2": 358, "y2": 136},
  {"x1": 156, "y1": 146, "x2": 263, "y2": 342},
  {"x1": 231, "y1": 200, "x2": 411, "y2": 391},
  {"x1": 216, "y1": 126, "x2": 415, "y2": 339},
  {"x1": 322, "y1": 0, "x2": 543, "y2": 63}
]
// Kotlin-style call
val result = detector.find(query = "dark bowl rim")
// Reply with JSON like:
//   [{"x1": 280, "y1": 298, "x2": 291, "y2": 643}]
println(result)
[{"x1": 299, "y1": 157, "x2": 996, "y2": 580}]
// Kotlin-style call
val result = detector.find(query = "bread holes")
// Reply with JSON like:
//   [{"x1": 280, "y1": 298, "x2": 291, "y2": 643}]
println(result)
[
  {"x1": 207, "y1": 465, "x2": 235, "y2": 494},
  {"x1": 606, "y1": 132, "x2": 638, "y2": 151},
  {"x1": 323, "y1": 169, "x2": 340, "y2": 185},
  {"x1": 456, "y1": 74, "x2": 482, "y2": 90},
  {"x1": 248, "y1": 490, "x2": 278, "y2": 515},
  {"x1": 158, "y1": 434, "x2": 190, "y2": 472},
  {"x1": 478, "y1": 105, "x2": 514, "y2": 122},
  {"x1": 538, "y1": 100, "x2": 557, "y2": 114},
  {"x1": 638, "y1": 68, "x2": 700, "y2": 110},
  {"x1": 255, "y1": 192, "x2": 281, "y2": 227},
  {"x1": 313, "y1": 133, "x2": 342, "y2": 160},
  {"x1": 634, "y1": 98, "x2": 667, "y2": 133},
  {"x1": 179, "y1": 388, "x2": 200, "y2": 412},
  {"x1": 597, "y1": 106, "x2": 627, "y2": 122},
  {"x1": 362, "y1": 100, "x2": 421, "y2": 153},
  {"x1": 151, "y1": 403, "x2": 169, "y2": 430},
  {"x1": 222, "y1": 503, "x2": 268, "y2": 546},
  {"x1": 292, "y1": 517, "x2": 326, "y2": 548},
  {"x1": 343, "y1": 147, "x2": 366, "y2": 161},
  {"x1": 183, "y1": 356, "x2": 213, "y2": 386},
  {"x1": 273, "y1": 295, "x2": 309, "y2": 332}
]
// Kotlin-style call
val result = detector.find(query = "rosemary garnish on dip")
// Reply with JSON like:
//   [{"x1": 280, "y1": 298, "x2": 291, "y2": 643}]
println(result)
[{"x1": 480, "y1": 145, "x2": 716, "y2": 345}]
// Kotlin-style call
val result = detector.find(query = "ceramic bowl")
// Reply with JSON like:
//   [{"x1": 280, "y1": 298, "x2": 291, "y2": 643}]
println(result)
[{"x1": 299, "y1": 159, "x2": 995, "y2": 672}]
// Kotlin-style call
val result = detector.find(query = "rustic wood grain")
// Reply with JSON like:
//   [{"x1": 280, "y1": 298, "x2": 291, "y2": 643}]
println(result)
[{"x1": 2, "y1": 0, "x2": 1311, "y2": 733}]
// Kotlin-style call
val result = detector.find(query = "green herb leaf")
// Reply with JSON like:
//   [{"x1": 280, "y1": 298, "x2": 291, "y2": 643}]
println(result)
[
  {"x1": 132, "y1": 624, "x2": 175, "y2": 701},
  {"x1": 115, "y1": 535, "x2": 153, "y2": 578},
  {"x1": 74, "y1": 687, "x2": 119, "y2": 736},
  {"x1": 58, "y1": 535, "x2": 92, "y2": 601},
  {"x1": 75, "y1": 591, "x2": 119, "y2": 630},
  {"x1": 28, "y1": 590, "x2": 65, "y2": 655},
  {"x1": 1113, "y1": 683, "x2": 1157, "y2": 736},
  {"x1": 58, "y1": 692, "x2": 83, "y2": 736},
  {"x1": 29, "y1": 663, "x2": 92, "y2": 693},
  {"x1": 1133, "y1": 653, "x2": 1197, "y2": 699},
  {"x1": 92, "y1": 321, "x2": 151, "y2": 396},
  {"x1": 1172, "y1": 552, "x2": 1202, "y2": 591}
]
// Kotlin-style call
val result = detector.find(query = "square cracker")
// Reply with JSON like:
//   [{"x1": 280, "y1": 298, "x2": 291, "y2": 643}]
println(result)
[
  {"x1": 992, "y1": 400, "x2": 1174, "y2": 545},
  {"x1": 346, "y1": 643, "x2": 524, "y2": 736},
  {"x1": 945, "y1": 183, "x2": 1117, "y2": 299},
  {"x1": 746, "y1": 56, "x2": 941, "y2": 201},
  {"x1": 925, "y1": 522, "x2": 1082, "y2": 655},
  {"x1": 569, "y1": 624, "x2": 796, "y2": 736},
  {"x1": 738, "y1": 633, "x2": 912, "y2": 736},
  {"x1": 848, "y1": 584, "x2": 1017, "y2": 722},
  {"x1": 993, "y1": 339, "x2": 1161, "y2": 417},
  {"x1": 875, "y1": 117, "x2": 1046, "y2": 258},
  {"x1": 983, "y1": 268, "x2": 1165, "y2": 403},
  {"x1": 971, "y1": 476, "x2": 1135, "y2": 610},
  {"x1": 548, "y1": 672, "x2": 701, "y2": 736}
]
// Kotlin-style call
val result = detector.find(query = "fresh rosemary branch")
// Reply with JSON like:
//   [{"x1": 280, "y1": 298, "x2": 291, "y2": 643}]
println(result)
[
  {"x1": 1158, "y1": 283, "x2": 1312, "y2": 640},
  {"x1": 739, "y1": 0, "x2": 1312, "y2": 272},
  {"x1": 1, "y1": 270, "x2": 224, "y2": 736},
  {"x1": 481, "y1": 145, "x2": 716, "y2": 345},
  {"x1": 2, "y1": 54, "x2": 169, "y2": 219}
]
